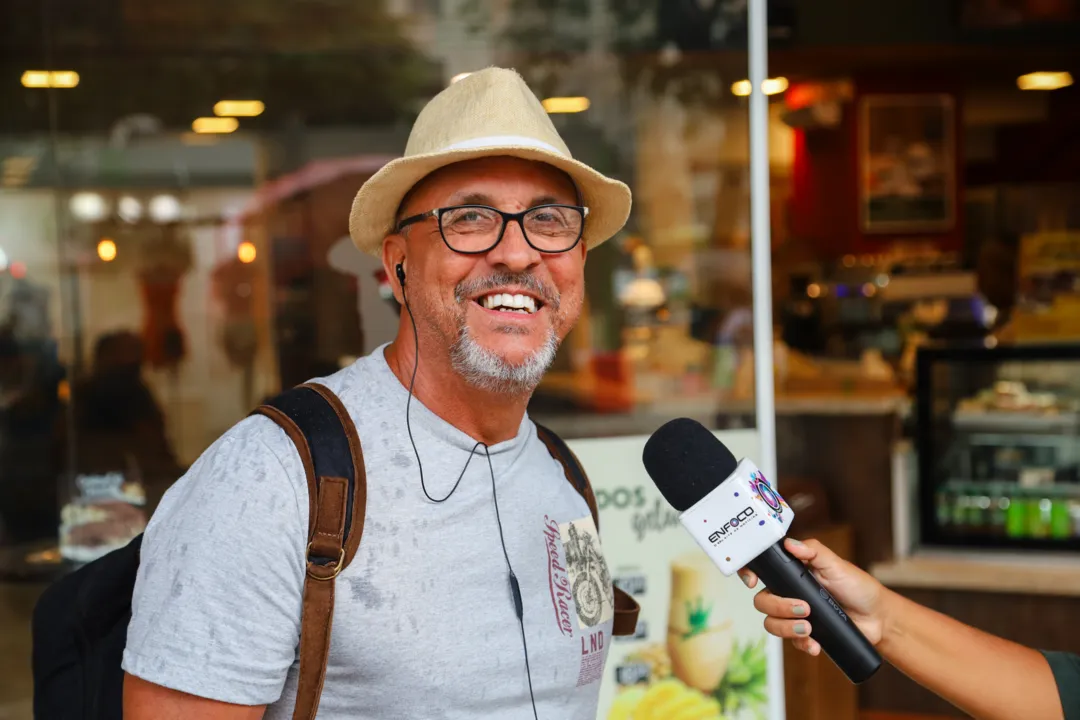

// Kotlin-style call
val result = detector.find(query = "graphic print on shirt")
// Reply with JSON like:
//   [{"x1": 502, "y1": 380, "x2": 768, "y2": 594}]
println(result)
[
  {"x1": 559, "y1": 516, "x2": 614, "y2": 629},
  {"x1": 543, "y1": 515, "x2": 575, "y2": 638},
  {"x1": 557, "y1": 515, "x2": 614, "y2": 687}
]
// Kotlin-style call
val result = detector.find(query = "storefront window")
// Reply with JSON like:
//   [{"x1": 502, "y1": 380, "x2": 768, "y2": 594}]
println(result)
[{"x1": 1, "y1": 5, "x2": 765, "y2": 710}]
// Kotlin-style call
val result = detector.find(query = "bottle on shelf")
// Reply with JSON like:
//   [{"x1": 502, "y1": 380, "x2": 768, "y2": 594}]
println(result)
[
  {"x1": 1027, "y1": 491, "x2": 1053, "y2": 539},
  {"x1": 1050, "y1": 488, "x2": 1072, "y2": 540},
  {"x1": 1006, "y1": 488, "x2": 1029, "y2": 539}
]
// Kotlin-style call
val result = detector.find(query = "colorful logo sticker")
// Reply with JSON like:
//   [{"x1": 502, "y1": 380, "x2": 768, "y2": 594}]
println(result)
[{"x1": 749, "y1": 471, "x2": 788, "y2": 524}]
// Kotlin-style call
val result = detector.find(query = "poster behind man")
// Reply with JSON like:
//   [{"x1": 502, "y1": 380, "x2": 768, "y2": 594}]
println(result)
[{"x1": 568, "y1": 430, "x2": 778, "y2": 720}]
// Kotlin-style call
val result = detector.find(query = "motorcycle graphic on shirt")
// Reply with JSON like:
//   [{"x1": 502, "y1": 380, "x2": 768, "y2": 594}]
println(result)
[{"x1": 560, "y1": 517, "x2": 614, "y2": 629}]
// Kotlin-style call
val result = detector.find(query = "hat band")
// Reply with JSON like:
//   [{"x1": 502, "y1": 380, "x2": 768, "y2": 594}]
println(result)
[{"x1": 439, "y1": 134, "x2": 566, "y2": 157}]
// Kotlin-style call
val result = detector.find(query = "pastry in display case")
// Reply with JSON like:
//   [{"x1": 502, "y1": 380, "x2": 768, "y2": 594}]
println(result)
[
  {"x1": 58, "y1": 472, "x2": 147, "y2": 563},
  {"x1": 916, "y1": 343, "x2": 1080, "y2": 551}
]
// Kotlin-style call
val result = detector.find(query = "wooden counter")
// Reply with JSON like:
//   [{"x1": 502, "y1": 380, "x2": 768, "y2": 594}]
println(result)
[{"x1": 872, "y1": 551, "x2": 1080, "y2": 597}]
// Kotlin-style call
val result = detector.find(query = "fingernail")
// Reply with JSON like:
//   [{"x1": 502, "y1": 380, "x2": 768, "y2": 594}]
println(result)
[
  {"x1": 792, "y1": 605, "x2": 807, "y2": 617},
  {"x1": 739, "y1": 573, "x2": 751, "y2": 587},
  {"x1": 795, "y1": 622, "x2": 808, "y2": 635},
  {"x1": 788, "y1": 538, "x2": 803, "y2": 546}
]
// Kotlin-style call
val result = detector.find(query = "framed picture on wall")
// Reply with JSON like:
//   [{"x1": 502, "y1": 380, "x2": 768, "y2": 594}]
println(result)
[{"x1": 858, "y1": 93, "x2": 956, "y2": 234}]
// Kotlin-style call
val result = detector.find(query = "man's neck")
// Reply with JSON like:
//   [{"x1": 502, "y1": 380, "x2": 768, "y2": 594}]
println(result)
[{"x1": 383, "y1": 337, "x2": 531, "y2": 447}]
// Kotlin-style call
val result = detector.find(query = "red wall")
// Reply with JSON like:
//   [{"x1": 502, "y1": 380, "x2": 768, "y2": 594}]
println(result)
[{"x1": 789, "y1": 76, "x2": 965, "y2": 260}]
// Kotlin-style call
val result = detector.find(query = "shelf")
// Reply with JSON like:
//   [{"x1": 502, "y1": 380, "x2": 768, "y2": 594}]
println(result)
[{"x1": 952, "y1": 409, "x2": 1080, "y2": 434}]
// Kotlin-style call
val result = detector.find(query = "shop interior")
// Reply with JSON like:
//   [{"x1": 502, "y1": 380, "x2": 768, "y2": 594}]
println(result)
[{"x1": 1, "y1": 1, "x2": 1079, "y2": 718}]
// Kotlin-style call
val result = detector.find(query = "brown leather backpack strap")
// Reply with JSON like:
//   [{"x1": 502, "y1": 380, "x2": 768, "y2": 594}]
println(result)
[
  {"x1": 302, "y1": 383, "x2": 367, "y2": 568},
  {"x1": 534, "y1": 423, "x2": 640, "y2": 638},
  {"x1": 252, "y1": 383, "x2": 366, "y2": 720},
  {"x1": 610, "y1": 588, "x2": 639, "y2": 637},
  {"x1": 536, "y1": 426, "x2": 600, "y2": 529}
]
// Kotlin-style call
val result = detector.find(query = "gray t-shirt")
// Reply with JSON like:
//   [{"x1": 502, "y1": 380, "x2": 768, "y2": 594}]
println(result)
[{"x1": 123, "y1": 345, "x2": 615, "y2": 719}]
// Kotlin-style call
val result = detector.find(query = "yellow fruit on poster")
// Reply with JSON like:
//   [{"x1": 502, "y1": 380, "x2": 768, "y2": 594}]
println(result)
[
  {"x1": 606, "y1": 678, "x2": 723, "y2": 720},
  {"x1": 666, "y1": 553, "x2": 735, "y2": 692}
]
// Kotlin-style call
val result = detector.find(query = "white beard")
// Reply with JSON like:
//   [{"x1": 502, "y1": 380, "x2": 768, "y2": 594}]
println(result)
[{"x1": 449, "y1": 324, "x2": 559, "y2": 395}]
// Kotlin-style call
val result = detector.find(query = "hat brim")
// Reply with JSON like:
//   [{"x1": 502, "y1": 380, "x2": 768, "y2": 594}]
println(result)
[{"x1": 348, "y1": 144, "x2": 632, "y2": 257}]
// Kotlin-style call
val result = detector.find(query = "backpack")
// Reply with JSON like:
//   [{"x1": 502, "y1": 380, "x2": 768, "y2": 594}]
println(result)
[{"x1": 31, "y1": 382, "x2": 640, "y2": 720}]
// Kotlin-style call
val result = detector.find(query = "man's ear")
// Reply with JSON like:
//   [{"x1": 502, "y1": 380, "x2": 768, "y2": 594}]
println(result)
[{"x1": 381, "y1": 235, "x2": 407, "y2": 305}]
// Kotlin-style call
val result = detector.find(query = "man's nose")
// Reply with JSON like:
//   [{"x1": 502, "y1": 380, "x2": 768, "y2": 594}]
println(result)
[{"x1": 485, "y1": 218, "x2": 542, "y2": 272}]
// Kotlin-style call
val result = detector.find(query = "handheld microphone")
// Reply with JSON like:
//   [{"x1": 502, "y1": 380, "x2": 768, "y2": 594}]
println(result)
[{"x1": 642, "y1": 418, "x2": 882, "y2": 684}]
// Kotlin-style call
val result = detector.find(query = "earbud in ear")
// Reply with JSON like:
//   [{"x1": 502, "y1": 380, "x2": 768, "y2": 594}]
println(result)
[{"x1": 396, "y1": 263, "x2": 406, "y2": 287}]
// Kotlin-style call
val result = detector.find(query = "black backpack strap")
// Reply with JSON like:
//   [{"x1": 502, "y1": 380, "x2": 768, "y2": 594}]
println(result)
[
  {"x1": 251, "y1": 383, "x2": 367, "y2": 720},
  {"x1": 534, "y1": 423, "x2": 640, "y2": 638}
]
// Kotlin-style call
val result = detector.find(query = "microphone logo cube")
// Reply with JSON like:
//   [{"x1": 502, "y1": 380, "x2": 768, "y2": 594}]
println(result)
[{"x1": 678, "y1": 459, "x2": 793, "y2": 576}]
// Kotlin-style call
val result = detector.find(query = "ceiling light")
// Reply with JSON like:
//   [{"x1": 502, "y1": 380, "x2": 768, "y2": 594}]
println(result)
[
  {"x1": 21, "y1": 71, "x2": 49, "y2": 88},
  {"x1": 732, "y1": 77, "x2": 789, "y2": 96},
  {"x1": 542, "y1": 97, "x2": 590, "y2": 113},
  {"x1": 69, "y1": 192, "x2": 108, "y2": 222},
  {"x1": 762, "y1": 77, "x2": 789, "y2": 95},
  {"x1": 1017, "y1": 71, "x2": 1073, "y2": 91},
  {"x1": 97, "y1": 238, "x2": 118, "y2": 262},
  {"x1": 192, "y1": 117, "x2": 239, "y2": 134},
  {"x1": 237, "y1": 241, "x2": 257, "y2": 264},
  {"x1": 21, "y1": 70, "x2": 80, "y2": 88},
  {"x1": 213, "y1": 100, "x2": 264, "y2": 117},
  {"x1": 148, "y1": 194, "x2": 182, "y2": 223},
  {"x1": 118, "y1": 196, "x2": 142, "y2": 223}
]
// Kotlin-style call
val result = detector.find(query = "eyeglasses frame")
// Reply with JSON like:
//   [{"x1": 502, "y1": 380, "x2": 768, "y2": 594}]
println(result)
[{"x1": 395, "y1": 203, "x2": 590, "y2": 255}]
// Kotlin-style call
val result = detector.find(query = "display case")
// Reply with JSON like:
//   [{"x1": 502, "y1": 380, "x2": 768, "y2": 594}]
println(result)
[{"x1": 916, "y1": 342, "x2": 1080, "y2": 552}]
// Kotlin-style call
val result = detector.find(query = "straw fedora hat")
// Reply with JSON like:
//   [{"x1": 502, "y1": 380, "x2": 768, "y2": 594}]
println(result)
[{"x1": 348, "y1": 66, "x2": 632, "y2": 257}]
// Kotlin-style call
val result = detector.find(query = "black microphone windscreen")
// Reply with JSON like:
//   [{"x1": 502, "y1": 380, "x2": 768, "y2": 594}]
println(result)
[{"x1": 642, "y1": 418, "x2": 739, "y2": 512}]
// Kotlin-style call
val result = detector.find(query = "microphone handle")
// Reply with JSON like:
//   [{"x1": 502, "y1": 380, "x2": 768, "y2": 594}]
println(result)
[{"x1": 746, "y1": 541, "x2": 882, "y2": 684}]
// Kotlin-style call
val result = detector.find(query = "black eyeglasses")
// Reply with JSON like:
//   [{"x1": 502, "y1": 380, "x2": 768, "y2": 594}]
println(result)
[{"x1": 395, "y1": 203, "x2": 588, "y2": 255}]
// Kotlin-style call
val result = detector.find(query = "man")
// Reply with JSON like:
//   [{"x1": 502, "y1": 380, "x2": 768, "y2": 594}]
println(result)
[
  {"x1": 122, "y1": 67, "x2": 632, "y2": 719},
  {"x1": 743, "y1": 537, "x2": 1077, "y2": 720}
]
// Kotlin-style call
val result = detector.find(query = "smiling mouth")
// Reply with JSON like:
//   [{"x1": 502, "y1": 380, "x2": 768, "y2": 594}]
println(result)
[{"x1": 476, "y1": 292, "x2": 541, "y2": 315}]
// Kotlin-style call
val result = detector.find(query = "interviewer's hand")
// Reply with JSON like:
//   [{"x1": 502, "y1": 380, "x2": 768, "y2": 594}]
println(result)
[{"x1": 738, "y1": 537, "x2": 890, "y2": 657}]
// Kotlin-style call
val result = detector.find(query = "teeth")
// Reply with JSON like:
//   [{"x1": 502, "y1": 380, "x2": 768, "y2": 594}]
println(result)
[{"x1": 480, "y1": 293, "x2": 538, "y2": 313}]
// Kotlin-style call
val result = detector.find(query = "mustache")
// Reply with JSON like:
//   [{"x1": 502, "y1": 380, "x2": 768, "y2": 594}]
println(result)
[{"x1": 455, "y1": 272, "x2": 561, "y2": 311}]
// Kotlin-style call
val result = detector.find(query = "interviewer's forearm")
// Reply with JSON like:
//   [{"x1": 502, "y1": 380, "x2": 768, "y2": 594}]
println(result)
[{"x1": 878, "y1": 589, "x2": 1063, "y2": 720}]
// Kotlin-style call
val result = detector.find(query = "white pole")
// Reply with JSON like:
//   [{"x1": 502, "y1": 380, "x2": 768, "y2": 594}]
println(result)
[
  {"x1": 748, "y1": 0, "x2": 785, "y2": 719},
  {"x1": 748, "y1": 0, "x2": 777, "y2": 521}
]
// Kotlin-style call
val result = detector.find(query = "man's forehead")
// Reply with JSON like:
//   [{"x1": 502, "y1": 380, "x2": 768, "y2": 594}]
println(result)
[
  {"x1": 404, "y1": 157, "x2": 578, "y2": 207},
  {"x1": 444, "y1": 190, "x2": 564, "y2": 207}
]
